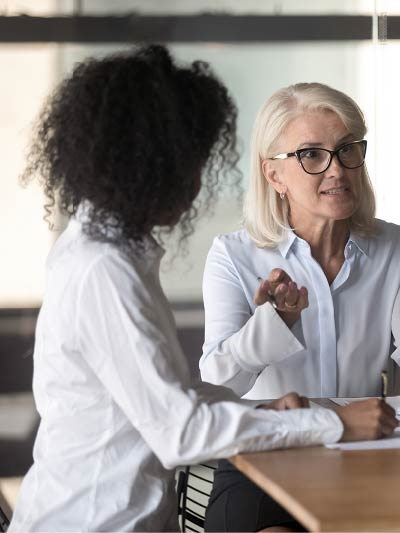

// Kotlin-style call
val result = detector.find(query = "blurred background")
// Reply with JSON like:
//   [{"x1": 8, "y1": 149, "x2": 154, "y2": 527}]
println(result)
[{"x1": 1, "y1": 0, "x2": 399, "y2": 510}]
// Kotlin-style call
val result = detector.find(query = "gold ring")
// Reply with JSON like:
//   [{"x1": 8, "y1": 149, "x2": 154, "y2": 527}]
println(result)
[{"x1": 284, "y1": 301, "x2": 298, "y2": 310}]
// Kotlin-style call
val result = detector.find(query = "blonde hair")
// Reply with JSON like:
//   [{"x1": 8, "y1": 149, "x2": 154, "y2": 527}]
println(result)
[{"x1": 243, "y1": 82, "x2": 376, "y2": 248}]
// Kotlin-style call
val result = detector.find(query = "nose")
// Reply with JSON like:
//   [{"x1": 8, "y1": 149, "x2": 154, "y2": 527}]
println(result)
[{"x1": 325, "y1": 153, "x2": 344, "y2": 178}]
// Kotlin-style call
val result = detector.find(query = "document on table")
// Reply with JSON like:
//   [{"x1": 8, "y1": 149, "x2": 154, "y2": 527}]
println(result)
[{"x1": 321, "y1": 396, "x2": 400, "y2": 450}]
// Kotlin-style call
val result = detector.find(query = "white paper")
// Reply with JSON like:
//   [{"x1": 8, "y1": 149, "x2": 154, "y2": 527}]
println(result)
[{"x1": 325, "y1": 428, "x2": 400, "y2": 450}]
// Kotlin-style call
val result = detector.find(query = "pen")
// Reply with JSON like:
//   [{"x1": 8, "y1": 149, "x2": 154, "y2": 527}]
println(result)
[
  {"x1": 257, "y1": 276, "x2": 278, "y2": 310},
  {"x1": 380, "y1": 370, "x2": 388, "y2": 402}
]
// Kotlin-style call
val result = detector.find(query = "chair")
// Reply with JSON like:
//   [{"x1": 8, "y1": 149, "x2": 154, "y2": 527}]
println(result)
[
  {"x1": 0, "y1": 489, "x2": 11, "y2": 532},
  {"x1": 177, "y1": 462, "x2": 216, "y2": 532},
  {"x1": 0, "y1": 507, "x2": 10, "y2": 532},
  {"x1": 0, "y1": 308, "x2": 39, "y2": 478}
]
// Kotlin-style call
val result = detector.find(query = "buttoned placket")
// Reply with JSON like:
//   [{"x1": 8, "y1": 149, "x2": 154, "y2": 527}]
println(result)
[{"x1": 293, "y1": 239, "x2": 356, "y2": 397}]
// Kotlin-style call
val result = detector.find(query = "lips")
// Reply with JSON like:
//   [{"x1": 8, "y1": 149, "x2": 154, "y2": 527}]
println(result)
[{"x1": 320, "y1": 186, "x2": 350, "y2": 195}]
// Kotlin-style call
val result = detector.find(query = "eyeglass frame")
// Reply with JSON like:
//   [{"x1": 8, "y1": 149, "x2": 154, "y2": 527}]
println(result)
[{"x1": 267, "y1": 139, "x2": 367, "y2": 175}]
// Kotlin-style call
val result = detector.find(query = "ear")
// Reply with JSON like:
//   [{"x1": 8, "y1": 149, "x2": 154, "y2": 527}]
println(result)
[{"x1": 261, "y1": 159, "x2": 287, "y2": 196}]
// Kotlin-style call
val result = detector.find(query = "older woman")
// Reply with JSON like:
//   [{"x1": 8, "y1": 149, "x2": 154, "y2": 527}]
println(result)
[{"x1": 201, "y1": 82, "x2": 400, "y2": 531}]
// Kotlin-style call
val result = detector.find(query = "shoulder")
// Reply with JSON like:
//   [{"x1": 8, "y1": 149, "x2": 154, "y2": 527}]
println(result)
[
  {"x1": 370, "y1": 219, "x2": 400, "y2": 251},
  {"x1": 211, "y1": 229, "x2": 258, "y2": 255},
  {"x1": 210, "y1": 228, "x2": 284, "y2": 260},
  {"x1": 48, "y1": 221, "x2": 144, "y2": 297},
  {"x1": 374, "y1": 218, "x2": 400, "y2": 240},
  {"x1": 206, "y1": 229, "x2": 284, "y2": 282},
  {"x1": 361, "y1": 219, "x2": 400, "y2": 260},
  {"x1": 206, "y1": 229, "x2": 259, "y2": 269}
]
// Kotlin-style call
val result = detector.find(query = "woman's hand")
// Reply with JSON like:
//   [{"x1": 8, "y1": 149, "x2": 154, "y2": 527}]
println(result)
[
  {"x1": 258, "y1": 392, "x2": 310, "y2": 411},
  {"x1": 335, "y1": 398, "x2": 398, "y2": 441},
  {"x1": 259, "y1": 396, "x2": 398, "y2": 441},
  {"x1": 254, "y1": 268, "x2": 309, "y2": 328}
]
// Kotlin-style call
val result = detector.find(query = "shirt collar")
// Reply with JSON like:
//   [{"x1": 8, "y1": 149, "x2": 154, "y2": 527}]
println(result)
[
  {"x1": 277, "y1": 230, "x2": 298, "y2": 258},
  {"x1": 348, "y1": 231, "x2": 370, "y2": 257},
  {"x1": 277, "y1": 228, "x2": 370, "y2": 258}
]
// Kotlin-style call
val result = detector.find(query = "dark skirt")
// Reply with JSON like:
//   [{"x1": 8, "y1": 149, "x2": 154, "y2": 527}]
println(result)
[{"x1": 204, "y1": 460, "x2": 307, "y2": 532}]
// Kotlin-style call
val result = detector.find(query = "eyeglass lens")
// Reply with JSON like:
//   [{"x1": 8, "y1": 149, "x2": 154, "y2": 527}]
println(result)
[{"x1": 299, "y1": 142, "x2": 366, "y2": 174}]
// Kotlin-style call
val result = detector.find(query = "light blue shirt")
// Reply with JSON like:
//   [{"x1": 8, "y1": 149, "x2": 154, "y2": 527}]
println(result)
[{"x1": 200, "y1": 219, "x2": 400, "y2": 399}]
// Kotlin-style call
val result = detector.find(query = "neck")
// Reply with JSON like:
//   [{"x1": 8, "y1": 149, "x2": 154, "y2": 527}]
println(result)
[{"x1": 290, "y1": 217, "x2": 350, "y2": 283}]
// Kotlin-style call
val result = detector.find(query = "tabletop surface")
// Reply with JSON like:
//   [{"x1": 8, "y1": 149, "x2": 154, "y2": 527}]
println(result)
[{"x1": 230, "y1": 444, "x2": 400, "y2": 532}]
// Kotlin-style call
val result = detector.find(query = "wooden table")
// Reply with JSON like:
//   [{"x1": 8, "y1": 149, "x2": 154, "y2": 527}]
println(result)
[{"x1": 230, "y1": 446, "x2": 400, "y2": 531}]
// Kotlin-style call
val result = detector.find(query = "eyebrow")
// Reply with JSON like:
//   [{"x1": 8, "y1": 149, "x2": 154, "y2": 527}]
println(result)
[{"x1": 296, "y1": 135, "x2": 354, "y2": 150}]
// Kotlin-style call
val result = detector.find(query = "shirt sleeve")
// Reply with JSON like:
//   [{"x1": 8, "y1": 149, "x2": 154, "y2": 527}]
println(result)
[
  {"x1": 200, "y1": 237, "x2": 304, "y2": 397},
  {"x1": 390, "y1": 286, "x2": 400, "y2": 370},
  {"x1": 76, "y1": 253, "x2": 342, "y2": 470}
]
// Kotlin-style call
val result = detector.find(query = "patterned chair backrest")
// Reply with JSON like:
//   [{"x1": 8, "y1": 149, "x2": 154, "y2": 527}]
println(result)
[
  {"x1": 0, "y1": 489, "x2": 11, "y2": 532},
  {"x1": 177, "y1": 462, "x2": 217, "y2": 532}
]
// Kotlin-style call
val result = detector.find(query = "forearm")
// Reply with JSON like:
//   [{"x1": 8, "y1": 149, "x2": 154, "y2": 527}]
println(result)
[{"x1": 146, "y1": 400, "x2": 344, "y2": 469}]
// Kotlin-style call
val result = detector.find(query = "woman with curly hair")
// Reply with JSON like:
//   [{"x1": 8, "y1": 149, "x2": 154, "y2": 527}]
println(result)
[{"x1": 8, "y1": 45, "x2": 397, "y2": 532}]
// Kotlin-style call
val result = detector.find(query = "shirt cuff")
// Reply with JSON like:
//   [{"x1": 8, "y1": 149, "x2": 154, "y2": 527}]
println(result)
[
  {"x1": 276, "y1": 407, "x2": 344, "y2": 447},
  {"x1": 391, "y1": 346, "x2": 400, "y2": 366},
  {"x1": 225, "y1": 303, "x2": 305, "y2": 373}
]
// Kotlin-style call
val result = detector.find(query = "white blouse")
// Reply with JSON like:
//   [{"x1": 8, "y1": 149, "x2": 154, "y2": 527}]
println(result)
[
  {"x1": 9, "y1": 210, "x2": 343, "y2": 532},
  {"x1": 200, "y1": 219, "x2": 400, "y2": 400}
]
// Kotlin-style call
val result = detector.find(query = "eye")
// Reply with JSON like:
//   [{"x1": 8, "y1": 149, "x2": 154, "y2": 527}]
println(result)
[
  {"x1": 340, "y1": 144, "x2": 354, "y2": 154},
  {"x1": 300, "y1": 149, "x2": 323, "y2": 160}
]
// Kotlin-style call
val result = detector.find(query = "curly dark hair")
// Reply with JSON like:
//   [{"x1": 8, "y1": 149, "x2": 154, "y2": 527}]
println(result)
[{"x1": 22, "y1": 44, "x2": 241, "y2": 251}]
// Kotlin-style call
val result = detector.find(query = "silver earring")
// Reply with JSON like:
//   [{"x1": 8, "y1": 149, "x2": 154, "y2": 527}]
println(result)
[{"x1": 280, "y1": 192, "x2": 286, "y2": 200}]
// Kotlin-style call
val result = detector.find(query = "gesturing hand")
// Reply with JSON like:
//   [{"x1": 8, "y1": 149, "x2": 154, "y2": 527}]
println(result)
[{"x1": 254, "y1": 268, "x2": 309, "y2": 328}]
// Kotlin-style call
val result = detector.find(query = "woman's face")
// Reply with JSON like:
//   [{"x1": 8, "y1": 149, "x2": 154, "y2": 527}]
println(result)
[{"x1": 264, "y1": 110, "x2": 364, "y2": 228}]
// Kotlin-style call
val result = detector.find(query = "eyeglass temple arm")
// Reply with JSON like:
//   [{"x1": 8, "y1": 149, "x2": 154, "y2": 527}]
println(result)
[{"x1": 269, "y1": 152, "x2": 296, "y2": 160}]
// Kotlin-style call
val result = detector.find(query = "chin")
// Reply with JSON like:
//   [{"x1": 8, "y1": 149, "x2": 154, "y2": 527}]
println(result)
[
  {"x1": 326, "y1": 200, "x2": 357, "y2": 220},
  {"x1": 328, "y1": 209, "x2": 355, "y2": 221}
]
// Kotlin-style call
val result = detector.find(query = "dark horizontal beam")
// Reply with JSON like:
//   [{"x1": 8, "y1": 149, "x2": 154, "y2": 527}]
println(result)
[
  {"x1": 0, "y1": 14, "x2": 375, "y2": 43},
  {"x1": 387, "y1": 16, "x2": 400, "y2": 39}
]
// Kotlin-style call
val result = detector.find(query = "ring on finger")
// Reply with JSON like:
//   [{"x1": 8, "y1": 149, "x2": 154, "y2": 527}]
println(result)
[{"x1": 284, "y1": 301, "x2": 298, "y2": 310}]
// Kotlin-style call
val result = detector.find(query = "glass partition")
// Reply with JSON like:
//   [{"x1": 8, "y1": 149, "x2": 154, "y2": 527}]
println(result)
[{"x1": 0, "y1": 36, "x2": 384, "y2": 304}]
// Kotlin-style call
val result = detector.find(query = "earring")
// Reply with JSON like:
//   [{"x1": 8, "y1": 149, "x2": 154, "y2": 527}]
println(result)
[{"x1": 280, "y1": 192, "x2": 286, "y2": 200}]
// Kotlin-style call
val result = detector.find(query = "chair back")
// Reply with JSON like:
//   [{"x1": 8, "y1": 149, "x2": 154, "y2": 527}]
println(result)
[
  {"x1": 0, "y1": 489, "x2": 11, "y2": 532},
  {"x1": 177, "y1": 462, "x2": 216, "y2": 532}
]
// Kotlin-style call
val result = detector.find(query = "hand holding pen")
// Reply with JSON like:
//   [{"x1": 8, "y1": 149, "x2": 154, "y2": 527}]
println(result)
[{"x1": 254, "y1": 268, "x2": 309, "y2": 328}]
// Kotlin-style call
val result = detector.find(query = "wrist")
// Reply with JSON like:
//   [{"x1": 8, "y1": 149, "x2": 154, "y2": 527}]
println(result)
[{"x1": 277, "y1": 310, "x2": 301, "y2": 329}]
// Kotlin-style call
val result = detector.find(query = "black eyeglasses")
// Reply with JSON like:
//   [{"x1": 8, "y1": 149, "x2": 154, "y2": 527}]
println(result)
[{"x1": 268, "y1": 139, "x2": 367, "y2": 175}]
